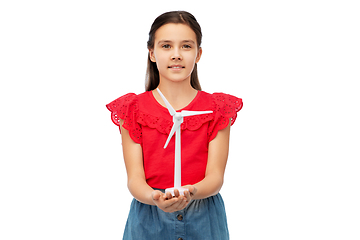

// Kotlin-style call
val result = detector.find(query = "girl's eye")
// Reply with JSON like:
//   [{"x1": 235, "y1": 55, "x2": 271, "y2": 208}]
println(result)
[
  {"x1": 183, "y1": 44, "x2": 191, "y2": 49},
  {"x1": 162, "y1": 44, "x2": 171, "y2": 49}
]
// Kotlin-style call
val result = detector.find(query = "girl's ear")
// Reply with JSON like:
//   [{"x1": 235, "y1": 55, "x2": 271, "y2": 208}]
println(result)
[
  {"x1": 149, "y1": 49, "x2": 156, "y2": 62},
  {"x1": 195, "y1": 47, "x2": 202, "y2": 63}
]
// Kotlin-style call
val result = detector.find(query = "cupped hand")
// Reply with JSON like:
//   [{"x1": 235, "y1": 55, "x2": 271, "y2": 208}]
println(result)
[
  {"x1": 182, "y1": 185, "x2": 197, "y2": 202},
  {"x1": 151, "y1": 190, "x2": 188, "y2": 213}
]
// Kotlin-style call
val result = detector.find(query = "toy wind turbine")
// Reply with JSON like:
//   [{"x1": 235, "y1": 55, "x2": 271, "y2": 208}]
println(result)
[{"x1": 157, "y1": 88, "x2": 213, "y2": 196}]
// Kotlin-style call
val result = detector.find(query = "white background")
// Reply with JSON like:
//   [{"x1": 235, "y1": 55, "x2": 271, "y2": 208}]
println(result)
[{"x1": 1, "y1": 0, "x2": 359, "y2": 239}]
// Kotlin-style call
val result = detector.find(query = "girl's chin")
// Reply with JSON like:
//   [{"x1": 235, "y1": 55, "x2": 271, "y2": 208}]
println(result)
[
  {"x1": 161, "y1": 78, "x2": 191, "y2": 84},
  {"x1": 159, "y1": 74, "x2": 192, "y2": 83}
]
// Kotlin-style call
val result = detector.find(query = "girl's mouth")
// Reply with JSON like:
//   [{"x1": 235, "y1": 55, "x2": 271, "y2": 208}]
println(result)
[{"x1": 168, "y1": 65, "x2": 185, "y2": 69}]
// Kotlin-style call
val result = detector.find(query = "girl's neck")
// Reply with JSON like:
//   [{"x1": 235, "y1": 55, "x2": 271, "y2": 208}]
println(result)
[{"x1": 154, "y1": 78, "x2": 198, "y2": 110}]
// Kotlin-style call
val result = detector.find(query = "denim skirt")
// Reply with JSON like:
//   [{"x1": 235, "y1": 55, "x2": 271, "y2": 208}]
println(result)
[{"x1": 123, "y1": 189, "x2": 229, "y2": 240}]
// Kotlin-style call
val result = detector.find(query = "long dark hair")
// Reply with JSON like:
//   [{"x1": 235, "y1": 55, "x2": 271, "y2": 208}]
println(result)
[{"x1": 145, "y1": 11, "x2": 202, "y2": 91}]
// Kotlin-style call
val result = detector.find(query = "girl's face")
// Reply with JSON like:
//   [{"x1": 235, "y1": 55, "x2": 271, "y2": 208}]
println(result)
[{"x1": 149, "y1": 23, "x2": 202, "y2": 85}]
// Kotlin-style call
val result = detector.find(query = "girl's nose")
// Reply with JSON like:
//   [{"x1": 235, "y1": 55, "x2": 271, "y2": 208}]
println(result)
[{"x1": 171, "y1": 49, "x2": 182, "y2": 61}]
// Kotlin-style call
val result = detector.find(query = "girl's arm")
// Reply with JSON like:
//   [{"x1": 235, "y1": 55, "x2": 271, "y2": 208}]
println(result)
[
  {"x1": 120, "y1": 120, "x2": 188, "y2": 211},
  {"x1": 119, "y1": 120, "x2": 154, "y2": 205},
  {"x1": 187, "y1": 120, "x2": 231, "y2": 200}
]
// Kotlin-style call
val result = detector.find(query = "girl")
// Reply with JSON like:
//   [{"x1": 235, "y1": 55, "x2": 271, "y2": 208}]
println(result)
[{"x1": 106, "y1": 11, "x2": 243, "y2": 240}]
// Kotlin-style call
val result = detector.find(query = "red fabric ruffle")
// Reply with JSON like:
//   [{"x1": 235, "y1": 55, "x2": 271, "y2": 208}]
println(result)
[{"x1": 106, "y1": 91, "x2": 243, "y2": 143}]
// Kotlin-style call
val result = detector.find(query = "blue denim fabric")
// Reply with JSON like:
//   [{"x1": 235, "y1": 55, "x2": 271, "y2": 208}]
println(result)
[{"x1": 123, "y1": 189, "x2": 229, "y2": 240}]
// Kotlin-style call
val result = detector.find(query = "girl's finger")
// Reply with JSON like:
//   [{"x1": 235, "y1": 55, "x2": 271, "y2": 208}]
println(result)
[
  {"x1": 152, "y1": 190, "x2": 163, "y2": 201},
  {"x1": 174, "y1": 189, "x2": 180, "y2": 198},
  {"x1": 163, "y1": 197, "x2": 180, "y2": 208},
  {"x1": 185, "y1": 191, "x2": 192, "y2": 202},
  {"x1": 165, "y1": 191, "x2": 173, "y2": 200},
  {"x1": 177, "y1": 197, "x2": 188, "y2": 210},
  {"x1": 173, "y1": 196, "x2": 186, "y2": 209}
]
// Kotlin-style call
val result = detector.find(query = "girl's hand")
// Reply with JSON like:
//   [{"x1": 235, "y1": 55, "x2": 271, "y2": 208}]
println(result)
[
  {"x1": 151, "y1": 190, "x2": 188, "y2": 213},
  {"x1": 182, "y1": 185, "x2": 197, "y2": 202}
]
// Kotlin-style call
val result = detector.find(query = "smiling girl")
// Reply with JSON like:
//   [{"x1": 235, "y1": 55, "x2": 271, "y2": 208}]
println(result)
[{"x1": 106, "y1": 11, "x2": 243, "y2": 239}]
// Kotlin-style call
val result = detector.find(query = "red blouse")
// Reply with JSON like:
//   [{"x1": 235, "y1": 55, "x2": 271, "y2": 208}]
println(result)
[{"x1": 106, "y1": 91, "x2": 243, "y2": 189}]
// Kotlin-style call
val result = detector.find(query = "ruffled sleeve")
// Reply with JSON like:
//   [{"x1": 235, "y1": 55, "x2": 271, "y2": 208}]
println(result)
[
  {"x1": 208, "y1": 93, "x2": 243, "y2": 141},
  {"x1": 106, "y1": 93, "x2": 142, "y2": 144}
]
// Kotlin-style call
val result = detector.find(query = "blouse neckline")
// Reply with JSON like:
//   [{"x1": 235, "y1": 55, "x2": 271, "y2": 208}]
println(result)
[{"x1": 148, "y1": 90, "x2": 201, "y2": 112}]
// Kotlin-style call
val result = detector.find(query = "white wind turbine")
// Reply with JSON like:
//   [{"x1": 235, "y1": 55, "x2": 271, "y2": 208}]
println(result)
[{"x1": 157, "y1": 88, "x2": 213, "y2": 196}]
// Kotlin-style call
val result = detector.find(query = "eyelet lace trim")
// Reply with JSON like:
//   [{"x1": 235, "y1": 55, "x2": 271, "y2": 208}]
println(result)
[
  {"x1": 138, "y1": 111, "x2": 214, "y2": 135},
  {"x1": 106, "y1": 93, "x2": 142, "y2": 143},
  {"x1": 107, "y1": 92, "x2": 243, "y2": 142},
  {"x1": 207, "y1": 93, "x2": 243, "y2": 141},
  {"x1": 212, "y1": 92, "x2": 243, "y2": 125}
]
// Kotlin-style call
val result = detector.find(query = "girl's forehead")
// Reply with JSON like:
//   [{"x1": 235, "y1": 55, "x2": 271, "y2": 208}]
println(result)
[{"x1": 155, "y1": 23, "x2": 197, "y2": 43}]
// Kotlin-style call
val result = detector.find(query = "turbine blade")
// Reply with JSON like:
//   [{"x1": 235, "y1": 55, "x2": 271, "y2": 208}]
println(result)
[
  {"x1": 164, "y1": 121, "x2": 181, "y2": 148},
  {"x1": 180, "y1": 110, "x2": 213, "y2": 117},
  {"x1": 157, "y1": 88, "x2": 176, "y2": 116}
]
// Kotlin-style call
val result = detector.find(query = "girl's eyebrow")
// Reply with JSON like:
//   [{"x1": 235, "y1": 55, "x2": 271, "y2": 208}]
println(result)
[
  {"x1": 157, "y1": 40, "x2": 172, "y2": 44},
  {"x1": 157, "y1": 40, "x2": 196, "y2": 45},
  {"x1": 182, "y1": 40, "x2": 196, "y2": 44}
]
